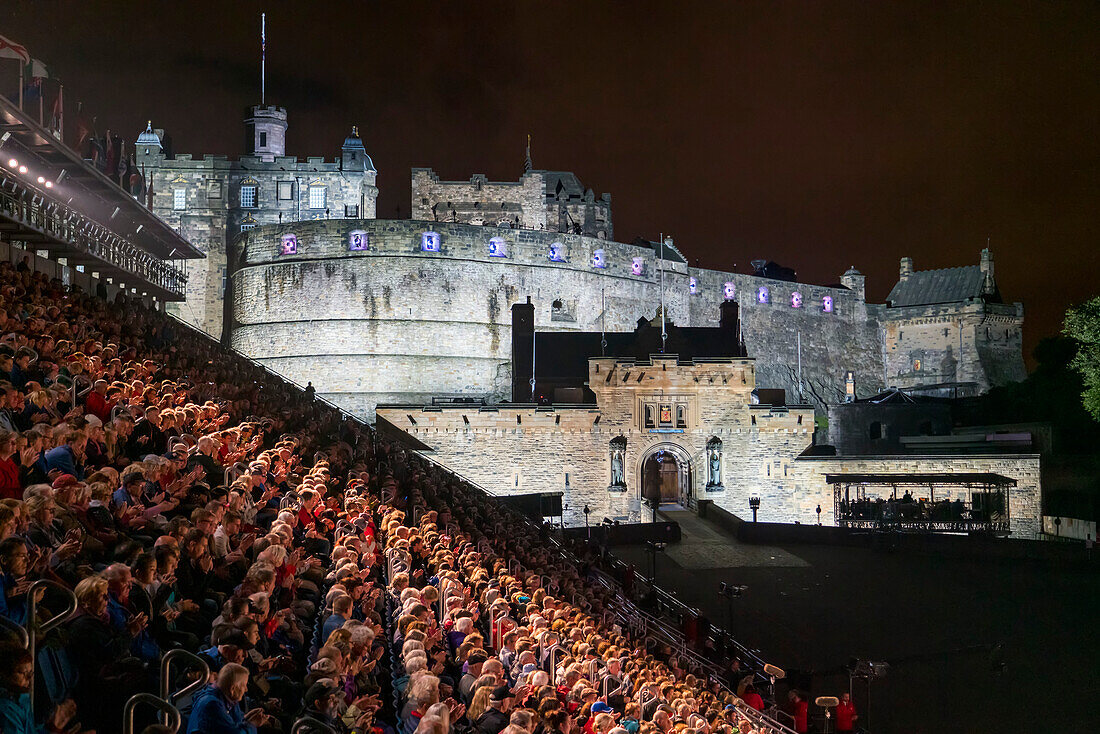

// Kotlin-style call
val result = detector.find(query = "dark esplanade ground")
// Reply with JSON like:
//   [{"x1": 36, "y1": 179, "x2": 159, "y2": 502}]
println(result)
[{"x1": 614, "y1": 510, "x2": 1099, "y2": 734}]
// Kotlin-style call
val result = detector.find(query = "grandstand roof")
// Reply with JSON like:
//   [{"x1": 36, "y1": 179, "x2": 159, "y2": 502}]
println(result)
[{"x1": 0, "y1": 94, "x2": 203, "y2": 262}]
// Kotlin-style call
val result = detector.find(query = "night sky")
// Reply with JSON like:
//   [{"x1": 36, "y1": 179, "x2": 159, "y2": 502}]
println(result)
[{"x1": 6, "y1": 1, "x2": 1097, "y2": 365}]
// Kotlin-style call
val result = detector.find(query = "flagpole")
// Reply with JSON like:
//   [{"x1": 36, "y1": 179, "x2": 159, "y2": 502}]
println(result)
[
  {"x1": 38, "y1": 85, "x2": 43, "y2": 126},
  {"x1": 58, "y1": 84, "x2": 64, "y2": 143},
  {"x1": 18, "y1": 63, "x2": 22, "y2": 110},
  {"x1": 261, "y1": 13, "x2": 266, "y2": 105}
]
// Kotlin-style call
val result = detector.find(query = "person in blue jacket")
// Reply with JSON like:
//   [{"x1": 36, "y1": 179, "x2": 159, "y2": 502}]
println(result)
[
  {"x1": 0, "y1": 641, "x2": 85, "y2": 734},
  {"x1": 188, "y1": 662, "x2": 272, "y2": 733}
]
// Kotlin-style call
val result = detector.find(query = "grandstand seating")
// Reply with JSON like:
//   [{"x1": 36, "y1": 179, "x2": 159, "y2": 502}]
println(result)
[{"x1": 0, "y1": 260, "x2": 800, "y2": 734}]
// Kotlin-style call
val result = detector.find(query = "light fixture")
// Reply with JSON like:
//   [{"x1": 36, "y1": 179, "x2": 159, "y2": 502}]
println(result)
[
  {"x1": 6, "y1": 158, "x2": 17, "y2": 168},
  {"x1": 36, "y1": 176, "x2": 45, "y2": 184},
  {"x1": 18, "y1": 165, "x2": 27, "y2": 174},
  {"x1": 44, "y1": 181, "x2": 52, "y2": 188}
]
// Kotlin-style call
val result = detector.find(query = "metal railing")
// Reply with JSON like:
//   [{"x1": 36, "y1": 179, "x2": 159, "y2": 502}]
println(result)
[
  {"x1": 123, "y1": 692, "x2": 181, "y2": 734},
  {"x1": 0, "y1": 182, "x2": 187, "y2": 297},
  {"x1": 159, "y1": 649, "x2": 210, "y2": 723},
  {"x1": 27, "y1": 580, "x2": 78, "y2": 708}
]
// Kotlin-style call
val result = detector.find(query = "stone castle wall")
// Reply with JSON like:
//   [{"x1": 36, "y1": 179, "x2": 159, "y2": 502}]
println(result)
[
  {"x1": 139, "y1": 147, "x2": 378, "y2": 338},
  {"x1": 230, "y1": 219, "x2": 888, "y2": 417},
  {"x1": 380, "y1": 405, "x2": 1040, "y2": 538},
  {"x1": 883, "y1": 301, "x2": 1025, "y2": 396}
]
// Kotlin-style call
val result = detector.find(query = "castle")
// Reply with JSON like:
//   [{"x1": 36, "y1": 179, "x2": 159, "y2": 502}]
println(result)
[{"x1": 137, "y1": 106, "x2": 1025, "y2": 417}]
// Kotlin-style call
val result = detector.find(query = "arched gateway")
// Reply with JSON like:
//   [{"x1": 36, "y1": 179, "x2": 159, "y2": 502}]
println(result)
[{"x1": 639, "y1": 443, "x2": 694, "y2": 507}]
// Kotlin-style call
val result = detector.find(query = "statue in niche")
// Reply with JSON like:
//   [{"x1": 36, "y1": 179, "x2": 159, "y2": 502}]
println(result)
[
  {"x1": 609, "y1": 435, "x2": 627, "y2": 491},
  {"x1": 705, "y1": 436, "x2": 723, "y2": 490}
]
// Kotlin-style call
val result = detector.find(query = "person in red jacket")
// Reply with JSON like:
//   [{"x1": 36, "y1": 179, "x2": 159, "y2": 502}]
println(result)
[
  {"x1": 789, "y1": 690, "x2": 809, "y2": 733},
  {"x1": 741, "y1": 684, "x2": 764, "y2": 711},
  {"x1": 0, "y1": 430, "x2": 21, "y2": 500},
  {"x1": 83, "y1": 380, "x2": 114, "y2": 423},
  {"x1": 835, "y1": 692, "x2": 858, "y2": 732}
]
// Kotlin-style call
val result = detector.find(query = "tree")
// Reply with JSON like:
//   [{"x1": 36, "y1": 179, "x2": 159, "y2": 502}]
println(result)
[{"x1": 1064, "y1": 296, "x2": 1100, "y2": 422}]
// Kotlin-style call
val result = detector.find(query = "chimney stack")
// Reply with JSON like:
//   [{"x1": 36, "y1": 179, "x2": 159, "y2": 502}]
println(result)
[{"x1": 899, "y1": 257, "x2": 913, "y2": 280}]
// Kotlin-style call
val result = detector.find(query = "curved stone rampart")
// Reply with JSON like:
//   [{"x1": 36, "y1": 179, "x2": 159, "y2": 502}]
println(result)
[{"x1": 230, "y1": 219, "x2": 885, "y2": 417}]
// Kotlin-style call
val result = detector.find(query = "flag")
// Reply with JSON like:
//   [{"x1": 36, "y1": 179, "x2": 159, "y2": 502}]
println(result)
[
  {"x1": 51, "y1": 85, "x2": 63, "y2": 138},
  {"x1": 73, "y1": 103, "x2": 91, "y2": 156},
  {"x1": 0, "y1": 34, "x2": 30, "y2": 64},
  {"x1": 25, "y1": 58, "x2": 49, "y2": 79}
]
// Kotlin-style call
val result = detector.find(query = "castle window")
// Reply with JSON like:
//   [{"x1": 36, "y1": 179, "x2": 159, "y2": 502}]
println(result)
[
  {"x1": 757, "y1": 286, "x2": 769, "y2": 304},
  {"x1": 823, "y1": 295, "x2": 833, "y2": 312},
  {"x1": 345, "y1": 204, "x2": 359, "y2": 218},
  {"x1": 277, "y1": 181, "x2": 294, "y2": 200},
  {"x1": 869, "y1": 421, "x2": 883, "y2": 440},
  {"x1": 259, "y1": 131, "x2": 267, "y2": 148},
  {"x1": 421, "y1": 231, "x2": 440, "y2": 252},
  {"x1": 308, "y1": 186, "x2": 326, "y2": 210},
  {"x1": 791, "y1": 291, "x2": 803, "y2": 308},
  {"x1": 173, "y1": 188, "x2": 186, "y2": 210},
  {"x1": 644, "y1": 404, "x2": 655, "y2": 429},
  {"x1": 240, "y1": 223, "x2": 256, "y2": 233},
  {"x1": 914, "y1": 359, "x2": 922, "y2": 371},
  {"x1": 280, "y1": 234, "x2": 298, "y2": 255},
  {"x1": 348, "y1": 230, "x2": 368, "y2": 251},
  {"x1": 240, "y1": 185, "x2": 257, "y2": 209},
  {"x1": 207, "y1": 180, "x2": 222, "y2": 199},
  {"x1": 676, "y1": 404, "x2": 687, "y2": 428},
  {"x1": 689, "y1": 277, "x2": 698, "y2": 295},
  {"x1": 488, "y1": 237, "x2": 507, "y2": 258},
  {"x1": 723, "y1": 281, "x2": 736, "y2": 300}
]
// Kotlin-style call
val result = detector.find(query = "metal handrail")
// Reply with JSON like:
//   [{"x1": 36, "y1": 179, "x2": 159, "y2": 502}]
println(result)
[
  {"x1": 291, "y1": 715, "x2": 338, "y2": 733},
  {"x1": 27, "y1": 579, "x2": 78, "y2": 708},
  {"x1": 160, "y1": 648, "x2": 210, "y2": 722},
  {"x1": 123, "y1": 692, "x2": 181, "y2": 734}
]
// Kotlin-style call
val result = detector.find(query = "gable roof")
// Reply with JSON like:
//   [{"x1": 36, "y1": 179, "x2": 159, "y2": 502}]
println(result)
[{"x1": 886, "y1": 265, "x2": 993, "y2": 307}]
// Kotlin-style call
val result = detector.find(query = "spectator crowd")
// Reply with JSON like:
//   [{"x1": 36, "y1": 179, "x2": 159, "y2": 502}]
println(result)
[{"x1": 0, "y1": 260, "x2": 841, "y2": 733}]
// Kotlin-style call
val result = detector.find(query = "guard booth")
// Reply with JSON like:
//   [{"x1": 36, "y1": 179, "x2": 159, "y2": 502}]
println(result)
[{"x1": 826, "y1": 473, "x2": 1013, "y2": 535}]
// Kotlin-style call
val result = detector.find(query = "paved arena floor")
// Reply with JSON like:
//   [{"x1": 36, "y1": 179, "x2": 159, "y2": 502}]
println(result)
[{"x1": 614, "y1": 510, "x2": 1099, "y2": 733}]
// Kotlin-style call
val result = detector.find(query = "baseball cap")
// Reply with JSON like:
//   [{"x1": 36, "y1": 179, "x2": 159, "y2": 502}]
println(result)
[
  {"x1": 490, "y1": 686, "x2": 514, "y2": 702},
  {"x1": 592, "y1": 702, "x2": 615, "y2": 714}
]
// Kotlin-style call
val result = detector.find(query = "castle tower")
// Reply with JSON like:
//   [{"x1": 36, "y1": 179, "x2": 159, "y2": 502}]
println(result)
[
  {"x1": 245, "y1": 105, "x2": 288, "y2": 161},
  {"x1": 136, "y1": 121, "x2": 162, "y2": 159},
  {"x1": 341, "y1": 126, "x2": 374, "y2": 172},
  {"x1": 840, "y1": 266, "x2": 866, "y2": 301}
]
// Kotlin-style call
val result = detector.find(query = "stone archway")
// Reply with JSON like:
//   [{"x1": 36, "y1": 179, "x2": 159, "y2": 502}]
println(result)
[{"x1": 638, "y1": 443, "x2": 694, "y2": 507}]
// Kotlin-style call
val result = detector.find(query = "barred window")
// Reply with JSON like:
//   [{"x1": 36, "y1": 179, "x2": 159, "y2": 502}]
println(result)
[
  {"x1": 240, "y1": 185, "x2": 257, "y2": 208},
  {"x1": 173, "y1": 188, "x2": 186, "y2": 210},
  {"x1": 309, "y1": 186, "x2": 326, "y2": 209}
]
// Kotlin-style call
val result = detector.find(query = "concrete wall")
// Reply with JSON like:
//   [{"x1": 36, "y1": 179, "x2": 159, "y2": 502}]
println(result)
[{"x1": 231, "y1": 219, "x2": 885, "y2": 418}]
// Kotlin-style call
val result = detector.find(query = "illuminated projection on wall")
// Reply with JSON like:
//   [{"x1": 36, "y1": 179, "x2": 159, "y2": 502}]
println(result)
[
  {"x1": 791, "y1": 291, "x2": 803, "y2": 308},
  {"x1": 723, "y1": 282, "x2": 736, "y2": 300},
  {"x1": 757, "y1": 286, "x2": 770, "y2": 304},
  {"x1": 548, "y1": 243, "x2": 566, "y2": 262},
  {"x1": 421, "y1": 232, "x2": 440, "y2": 252},
  {"x1": 348, "y1": 230, "x2": 369, "y2": 251},
  {"x1": 280, "y1": 234, "x2": 298, "y2": 255},
  {"x1": 631, "y1": 257, "x2": 644, "y2": 275},
  {"x1": 488, "y1": 237, "x2": 507, "y2": 258},
  {"x1": 822, "y1": 296, "x2": 834, "y2": 313},
  {"x1": 689, "y1": 277, "x2": 698, "y2": 294},
  {"x1": 592, "y1": 249, "x2": 607, "y2": 269}
]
